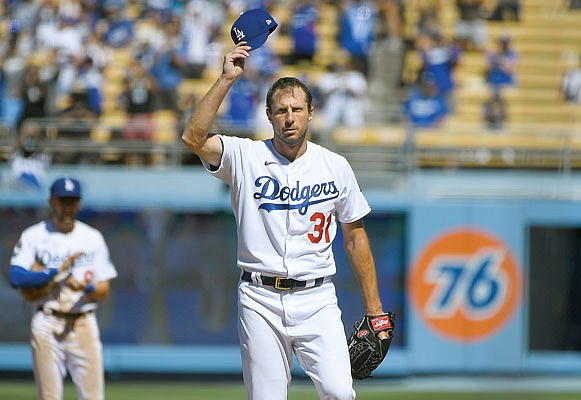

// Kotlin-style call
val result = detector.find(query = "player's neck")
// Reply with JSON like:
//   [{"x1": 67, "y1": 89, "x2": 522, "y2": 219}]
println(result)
[
  {"x1": 272, "y1": 138, "x2": 308, "y2": 162},
  {"x1": 50, "y1": 217, "x2": 76, "y2": 234}
]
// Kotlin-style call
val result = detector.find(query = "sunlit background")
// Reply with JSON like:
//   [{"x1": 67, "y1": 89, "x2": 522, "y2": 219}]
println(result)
[{"x1": 1, "y1": 0, "x2": 581, "y2": 393}]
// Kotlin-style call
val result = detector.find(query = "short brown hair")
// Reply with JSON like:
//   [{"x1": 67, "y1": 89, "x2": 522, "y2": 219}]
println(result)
[{"x1": 265, "y1": 77, "x2": 313, "y2": 113}]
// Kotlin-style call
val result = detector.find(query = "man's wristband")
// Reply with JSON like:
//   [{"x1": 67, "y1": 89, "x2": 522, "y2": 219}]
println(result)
[{"x1": 85, "y1": 283, "x2": 96, "y2": 294}]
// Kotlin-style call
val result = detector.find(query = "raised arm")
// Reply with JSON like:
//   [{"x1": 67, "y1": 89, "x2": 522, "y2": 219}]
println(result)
[{"x1": 181, "y1": 42, "x2": 251, "y2": 167}]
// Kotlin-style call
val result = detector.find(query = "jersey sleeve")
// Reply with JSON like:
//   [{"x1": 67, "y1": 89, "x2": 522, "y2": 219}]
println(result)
[
  {"x1": 201, "y1": 135, "x2": 249, "y2": 187},
  {"x1": 335, "y1": 157, "x2": 371, "y2": 223},
  {"x1": 10, "y1": 229, "x2": 36, "y2": 270},
  {"x1": 92, "y1": 231, "x2": 118, "y2": 282}
]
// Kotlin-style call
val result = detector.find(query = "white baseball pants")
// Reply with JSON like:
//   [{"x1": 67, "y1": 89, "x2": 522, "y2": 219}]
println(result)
[
  {"x1": 238, "y1": 280, "x2": 355, "y2": 400},
  {"x1": 31, "y1": 310, "x2": 104, "y2": 400}
]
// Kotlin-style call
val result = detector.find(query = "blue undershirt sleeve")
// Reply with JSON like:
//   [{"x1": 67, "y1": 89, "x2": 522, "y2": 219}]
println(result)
[{"x1": 9, "y1": 265, "x2": 58, "y2": 288}]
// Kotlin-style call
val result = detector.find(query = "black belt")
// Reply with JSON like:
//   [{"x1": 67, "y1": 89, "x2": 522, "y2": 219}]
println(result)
[
  {"x1": 241, "y1": 271, "x2": 325, "y2": 290},
  {"x1": 38, "y1": 307, "x2": 93, "y2": 319}
]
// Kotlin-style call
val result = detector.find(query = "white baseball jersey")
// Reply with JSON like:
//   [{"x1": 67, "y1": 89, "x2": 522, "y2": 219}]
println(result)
[
  {"x1": 205, "y1": 136, "x2": 370, "y2": 280},
  {"x1": 11, "y1": 219, "x2": 117, "y2": 313}
]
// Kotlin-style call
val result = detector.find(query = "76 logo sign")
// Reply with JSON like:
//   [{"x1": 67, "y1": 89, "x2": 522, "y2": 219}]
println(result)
[
  {"x1": 425, "y1": 249, "x2": 507, "y2": 319},
  {"x1": 410, "y1": 228, "x2": 521, "y2": 342}
]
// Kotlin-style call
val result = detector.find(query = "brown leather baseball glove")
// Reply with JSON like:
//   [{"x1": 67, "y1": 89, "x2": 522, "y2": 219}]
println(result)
[{"x1": 19, "y1": 260, "x2": 53, "y2": 302}]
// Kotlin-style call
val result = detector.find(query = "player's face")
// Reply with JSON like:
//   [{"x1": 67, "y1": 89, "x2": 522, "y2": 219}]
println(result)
[
  {"x1": 49, "y1": 197, "x2": 81, "y2": 233},
  {"x1": 267, "y1": 87, "x2": 313, "y2": 154}
]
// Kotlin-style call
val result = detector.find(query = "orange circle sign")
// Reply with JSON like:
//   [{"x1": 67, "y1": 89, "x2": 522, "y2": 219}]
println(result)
[{"x1": 409, "y1": 228, "x2": 522, "y2": 342}]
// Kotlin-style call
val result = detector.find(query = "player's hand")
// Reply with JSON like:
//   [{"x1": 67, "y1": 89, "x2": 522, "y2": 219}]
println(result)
[
  {"x1": 65, "y1": 275, "x2": 92, "y2": 292},
  {"x1": 65, "y1": 276, "x2": 82, "y2": 291},
  {"x1": 378, "y1": 330, "x2": 392, "y2": 340},
  {"x1": 58, "y1": 252, "x2": 84, "y2": 274},
  {"x1": 369, "y1": 312, "x2": 391, "y2": 339},
  {"x1": 222, "y1": 42, "x2": 251, "y2": 80}
]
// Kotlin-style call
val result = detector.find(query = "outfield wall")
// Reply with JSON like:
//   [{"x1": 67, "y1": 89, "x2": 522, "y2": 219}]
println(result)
[{"x1": 1, "y1": 166, "x2": 581, "y2": 376}]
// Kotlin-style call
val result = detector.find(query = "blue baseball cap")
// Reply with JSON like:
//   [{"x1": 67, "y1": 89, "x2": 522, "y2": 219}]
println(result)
[
  {"x1": 231, "y1": 8, "x2": 278, "y2": 50},
  {"x1": 50, "y1": 177, "x2": 82, "y2": 198}
]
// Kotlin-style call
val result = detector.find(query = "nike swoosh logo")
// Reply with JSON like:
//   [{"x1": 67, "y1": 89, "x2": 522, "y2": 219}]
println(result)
[{"x1": 264, "y1": 161, "x2": 277, "y2": 166}]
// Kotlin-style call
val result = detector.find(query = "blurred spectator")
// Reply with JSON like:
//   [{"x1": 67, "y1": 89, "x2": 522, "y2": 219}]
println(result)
[
  {"x1": 35, "y1": 49, "x2": 61, "y2": 117},
  {"x1": 247, "y1": 41, "x2": 282, "y2": 78},
  {"x1": 122, "y1": 60, "x2": 156, "y2": 141},
  {"x1": 481, "y1": 90, "x2": 514, "y2": 164},
  {"x1": 131, "y1": 8, "x2": 166, "y2": 54},
  {"x1": 561, "y1": 55, "x2": 581, "y2": 103},
  {"x1": 179, "y1": 91, "x2": 199, "y2": 129},
  {"x1": 227, "y1": 0, "x2": 270, "y2": 13},
  {"x1": 316, "y1": 54, "x2": 368, "y2": 132},
  {"x1": 84, "y1": 31, "x2": 113, "y2": 71},
  {"x1": 0, "y1": 38, "x2": 27, "y2": 136},
  {"x1": 101, "y1": 4, "x2": 134, "y2": 49},
  {"x1": 569, "y1": 0, "x2": 581, "y2": 9},
  {"x1": 34, "y1": 3, "x2": 61, "y2": 52},
  {"x1": 180, "y1": 0, "x2": 223, "y2": 79},
  {"x1": 150, "y1": 16, "x2": 185, "y2": 111},
  {"x1": 20, "y1": 62, "x2": 53, "y2": 123},
  {"x1": 415, "y1": 0, "x2": 442, "y2": 35},
  {"x1": 402, "y1": 71, "x2": 448, "y2": 128},
  {"x1": 219, "y1": 67, "x2": 260, "y2": 132},
  {"x1": 35, "y1": 0, "x2": 60, "y2": 36},
  {"x1": 57, "y1": 86, "x2": 97, "y2": 138},
  {"x1": 144, "y1": 0, "x2": 175, "y2": 15},
  {"x1": 338, "y1": 0, "x2": 377, "y2": 77},
  {"x1": 54, "y1": 86, "x2": 98, "y2": 163},
  {"x1": 254, "y1": 69, "x2": 282, "y2": 138},
  {"x1": 489, "y1": 0, "x2": 521, "y2": 22},
  {"x1": 78, "y1": 0, "x2": 101, "y2": 32},
  {"x1": 58, "y1": 0, "x2": 83, "y2": 22},
  {"x1": 482, "y1": 91, "x2": 507, "y2": 130},
  {"x1": 287, "y1": 0, "x2": 320, "y2": 65},
  {"x1": 76, "y1": 56, "x2": 103, "y2": 115},
  {"x1": 12, "y1": 0, "x2": 41, "y2": 32},
  {"x1": 7, "y1": 120, "x2": 50, "y2": 192},
  {"x1": 121, "y1": 58, "x2": 157, "y2": 166},
  {"x1": 37, "y1": 16, "x2": 85, "y2": 59},
  {"x1": 133, "y1": 41, "x2": 158, "y2": 72},
  {"x1": 53, "y1": 53, "x2": 81, "y2": 108},
  {"x1": 454, "y1": 0, "x2": 488, "y2": 52},
  {"x1": 247, "y1": 44, "x2": 283, "y2": 136},
  {"x1": 485, "y1": 35, "x2": 519, "y2": 93},
  {"x1": 11, "y1": 0, "x2": 40, "y2": 54},
  {"x1": 417, "y1": 29, "x2": 461, "y2": 111}
]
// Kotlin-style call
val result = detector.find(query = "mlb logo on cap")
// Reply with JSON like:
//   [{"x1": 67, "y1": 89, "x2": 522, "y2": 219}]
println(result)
[
  {"x1": 231, "y1": 8, "x2": 278, "y2": 50},
  {"x1": 50, "y1": 177, "x2": 82, "y2": 198}
]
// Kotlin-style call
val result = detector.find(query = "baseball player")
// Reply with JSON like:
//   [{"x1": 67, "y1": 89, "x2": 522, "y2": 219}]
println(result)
[
  {"x1": 182, "y1": 42, "x2": 388, "y2": 399},
  {"x1": 9, "y1": 177, "x2": 117, "y2": 400}
]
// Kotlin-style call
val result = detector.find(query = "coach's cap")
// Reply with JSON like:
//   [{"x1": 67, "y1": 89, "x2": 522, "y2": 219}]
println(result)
[
  {"x1": 50, "y1": 177, "x2": 82, "y2": 198},
  {"x1": 231, "y1": 8, "x2": 278, "y2": 50}
]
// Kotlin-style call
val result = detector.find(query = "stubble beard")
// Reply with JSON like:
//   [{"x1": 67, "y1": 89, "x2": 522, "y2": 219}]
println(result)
[{"x1": 276, "y1": 126, "x2": 308, "y2": 147}]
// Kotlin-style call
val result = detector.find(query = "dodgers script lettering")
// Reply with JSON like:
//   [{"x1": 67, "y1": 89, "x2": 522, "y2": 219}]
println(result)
[{"x1": 253, "y1": 176, "x2": 339, "y2": 215}]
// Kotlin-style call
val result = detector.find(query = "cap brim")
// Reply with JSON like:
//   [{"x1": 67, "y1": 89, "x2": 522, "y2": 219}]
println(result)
[
  {"x1": 246, "y1": 31, "x2": 269, "y2": 51},
  {"x1": 52, "y1": 192, "x2": 81, "y2": 198}
]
